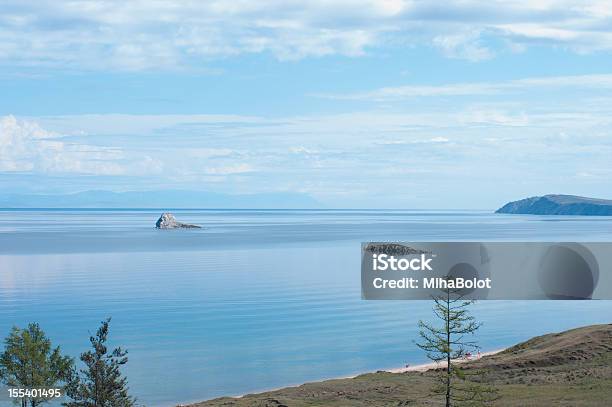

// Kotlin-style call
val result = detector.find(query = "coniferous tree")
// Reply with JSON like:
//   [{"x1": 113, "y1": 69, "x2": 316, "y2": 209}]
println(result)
[
  {"x1": 417, "y1": 282, "x2": 498, "y2": 407},
  {"x1": 64, "y1": 318, "x2": 136, "y2": 407},
  {"x1": 0, "y1": 323, "x2": 73, "y2": 407}
]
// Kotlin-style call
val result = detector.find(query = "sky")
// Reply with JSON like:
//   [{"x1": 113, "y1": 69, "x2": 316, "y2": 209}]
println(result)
[{"x1": 1, "y1": 0, "x2": 612, "y2": 208}]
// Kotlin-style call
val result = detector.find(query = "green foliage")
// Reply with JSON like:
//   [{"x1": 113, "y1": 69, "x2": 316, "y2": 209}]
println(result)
[
  {"x1": 417, "y1": 284, "x2": 498, "y2": 406},
  {"x1": 0, "y1": 323, "x2": 73, "y2": 407},
  {"x1": 63, "y1": 318, "x2": 136, "y2": 407}
]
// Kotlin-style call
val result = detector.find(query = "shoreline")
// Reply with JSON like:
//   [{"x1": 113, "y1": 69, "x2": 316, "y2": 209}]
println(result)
[
  {"x1": 384, "y1": 348, "x2": 504, "y2": 374},
  {"x1": 183, "y1": 348, "x2": 505, "y2": 404},
  {"x1": 183, "y1": 324, "x2": 612, "y2": 406}
]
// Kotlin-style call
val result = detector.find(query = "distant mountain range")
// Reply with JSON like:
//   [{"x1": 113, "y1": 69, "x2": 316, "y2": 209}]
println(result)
[
  {"x1": 0, "y1": 190, "x2": 320, "y2": 209},
  {"x1": 496, "y1": 194, "x2": 612, "y2": 215}
]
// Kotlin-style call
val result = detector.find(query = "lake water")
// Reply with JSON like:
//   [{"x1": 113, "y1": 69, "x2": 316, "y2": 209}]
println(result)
[{"x1": 1, "y1": 209, "x2": 611, "y2": 406}]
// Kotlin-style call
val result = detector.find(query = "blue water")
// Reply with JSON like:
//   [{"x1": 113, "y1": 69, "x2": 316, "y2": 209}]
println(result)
[{"x1": 1, "y1": 210, "x2": 611, "y2": 406}]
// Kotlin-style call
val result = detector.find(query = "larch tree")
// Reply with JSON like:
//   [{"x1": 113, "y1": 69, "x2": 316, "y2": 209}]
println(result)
[
  {"x1": 417, "y1": 282, "x2": 498, "y2": 406},
  {"x1": 63, "y1": 318, "x2": 136, "y2": 407}
]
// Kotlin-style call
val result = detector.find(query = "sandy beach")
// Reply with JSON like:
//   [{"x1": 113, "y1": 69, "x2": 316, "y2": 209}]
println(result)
[
  {"x1": 218, "y1": 348, "x2": 507, "y2": 401},
  {"x1": 385, "y1": 348, "x2": 505, "y2": 374}
]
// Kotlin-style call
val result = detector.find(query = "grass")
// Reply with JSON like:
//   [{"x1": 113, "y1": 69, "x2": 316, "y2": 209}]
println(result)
[{"x1": 188, "y1": 324, "x2": 612, "y2": 406}]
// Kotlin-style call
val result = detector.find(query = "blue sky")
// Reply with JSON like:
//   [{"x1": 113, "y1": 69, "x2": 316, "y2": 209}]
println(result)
[{"x1": 1, "y1": 0, "x2": 612, "y2": 208}]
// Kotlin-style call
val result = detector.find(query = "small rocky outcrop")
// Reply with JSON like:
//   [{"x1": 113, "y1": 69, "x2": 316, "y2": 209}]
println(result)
[
  {"x1": 155, "y1": 213, "x2": 201, "y2": 229},
  {"x1": 363, "y1": 243, "x2": 428, "y2": 256}
]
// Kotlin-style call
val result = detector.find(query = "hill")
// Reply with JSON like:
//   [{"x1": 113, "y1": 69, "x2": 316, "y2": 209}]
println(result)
[
  {"x1": 496, "y1": 195, "x2": 612, "y2": 215},
  {"x1": 187, "y1": 324, "x2": 612, "y2": 406}
]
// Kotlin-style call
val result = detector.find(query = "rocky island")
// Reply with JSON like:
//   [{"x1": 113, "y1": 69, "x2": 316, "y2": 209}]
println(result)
[
  {"x1": 496, "y1": 194, "x2": 612, "y2": 216},
  {"x1": 155, "y1": 213, "x2": 201, "y2": 229}
]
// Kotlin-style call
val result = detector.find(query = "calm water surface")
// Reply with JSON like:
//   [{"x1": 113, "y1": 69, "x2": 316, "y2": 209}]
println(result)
[{"x1": 1, "y1": 210, "x2": 611, "y2": 406}]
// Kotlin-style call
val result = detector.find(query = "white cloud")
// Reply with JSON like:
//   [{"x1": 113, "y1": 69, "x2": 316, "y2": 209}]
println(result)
[
  {"x1": 0, "y1": 115, "x2": 125, "y2": 174},
  {"x1": 1, "y1": 0, "x2": 612, "y2": 70},
  {"x1": 289, "y1": 146, "x2": 319, "y2": 154},
  {"x1": 432, "y1": 31, "x2": 494, "y2": 61},
  {"x1": 204, "y1": 164, "x2": 254, "y2": 175},
  {"x1": 187, "y1": 148, "x2": 236, "y2": 159},
  {"x1": 316, "y1": 73, "x2": 612, "y2": 101},
  {"x1": 4, "y1": 106, "x2": 612, "y2": 206},
  {"x1": 376, "y1": 136, "x2": 450, "y2": 145}
]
